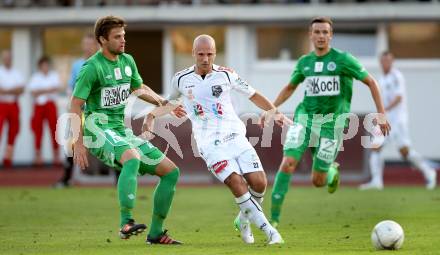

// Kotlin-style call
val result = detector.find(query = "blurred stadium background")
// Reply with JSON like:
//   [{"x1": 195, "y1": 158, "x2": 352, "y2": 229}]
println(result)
[{"x1": 0, "y1": 0, "x2": 439, "y2": 186}]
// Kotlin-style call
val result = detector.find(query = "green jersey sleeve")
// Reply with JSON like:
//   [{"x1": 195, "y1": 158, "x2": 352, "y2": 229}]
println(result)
[
  {"x1": 290, "y1": 58, "x2": 305, "y2": 86},
  {"x1": 128, "y1": 55, "x2": 143, "y2": 90},
  {"x1": 342, "y1": 53, "x2": 369, "y2": 81},
  {"x1": 72, "y1": 61, "x2": 96, "y2": 100}
]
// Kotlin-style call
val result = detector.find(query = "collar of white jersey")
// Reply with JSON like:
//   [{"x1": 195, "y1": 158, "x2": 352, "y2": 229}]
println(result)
[{"x1": 191, "y1": 64, "x2": 223, "y2": 78}]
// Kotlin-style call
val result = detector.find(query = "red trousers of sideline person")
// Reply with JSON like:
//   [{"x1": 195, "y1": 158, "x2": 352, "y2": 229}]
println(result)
[
  {"x1": 31, "y1": 101, "x2": 59, "y2": 162},
  {"x1": 0, "y1": 102, "x2": 20, "y2": 167},
  {"x1": 0, "y1": 102, "x2": 20, "y2": 145},
  {"x1": 0, "y1": 101, "x2": 20, "y2": 146}
]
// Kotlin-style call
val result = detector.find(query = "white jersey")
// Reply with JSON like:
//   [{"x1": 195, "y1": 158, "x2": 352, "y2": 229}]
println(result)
[
  {"x1": 169, "y1": 64, "x2": 256, "y2": 152},
  {"x1": 28, "y1": 71, "x2": 60, "y2": 105},
  {"x1": 0, "y1": 65, "x2": 24, "y2": 103},
  {"x1": 379, "y1": 68, "x2": 408, "y2": 125}
]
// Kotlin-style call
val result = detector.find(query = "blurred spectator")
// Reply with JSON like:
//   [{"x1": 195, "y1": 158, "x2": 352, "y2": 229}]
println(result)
[
  {"x1": 54, "y1": 34, "x2": 97, "y2": 188},
  {"x1": 67, "y1": 34, "x2": 97, "y2": 94},
  {"x1": 0, "y1": 50, "x2": 25, "y2": 168},
  {"x1": 28, "y1": 56, "x2": 61, "y2": 166}
]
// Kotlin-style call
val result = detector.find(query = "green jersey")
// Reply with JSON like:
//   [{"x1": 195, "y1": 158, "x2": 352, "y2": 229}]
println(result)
[
  {"x1": 290, "y1": 48, "x2": 368, "y2": 128},
  {"x1": 73, "y1": 51, "x2": 143, "y2": 130}
]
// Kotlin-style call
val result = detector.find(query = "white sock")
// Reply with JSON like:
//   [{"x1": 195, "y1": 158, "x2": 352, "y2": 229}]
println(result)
[
  {"x1": 249, "y1": 188, "x2": 265, "y2": 204},
  {"x1": 369, "y1": 151, "x2": 384, "y2": 185},
  {"x1": 235, "y1": 192, "x2": 276, "y2": 238},
  {"x1": 408, "y1": 149, "x2": 435, "y2": 180},
  {"x1": 237, "y1": 188, "x2": 265, "y2": 223},
  {"x1": 238, "y1": 210, "x2": 248, "y2": 224}
]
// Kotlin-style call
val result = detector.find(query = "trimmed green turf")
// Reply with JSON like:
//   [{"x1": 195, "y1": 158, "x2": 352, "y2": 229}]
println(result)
[{"x1": 0, "y1": 186, "x2": 439, "y2": 254}]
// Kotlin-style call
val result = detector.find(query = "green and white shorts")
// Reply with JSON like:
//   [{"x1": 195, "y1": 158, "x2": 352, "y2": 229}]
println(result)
[
  {"x1": 283, "y1": 117, "x2": 343, "y2": 172},
  {"x1": 84, "y1": 127, "x2": 164, "y2": 175}
]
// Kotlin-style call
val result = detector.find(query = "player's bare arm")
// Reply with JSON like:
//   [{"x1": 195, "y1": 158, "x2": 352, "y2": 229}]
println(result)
[
  {"x1": 134, "y1": 84, "x2": 186, "y2": 137},
  {"x1": 273, "y1": 82, "x2": 297, "y2": 108},
  {"x1": 251, "y1": 91, "x2": 291, "y2": 127},
  {"x1": 258, "y1": 82, "x2": 297, "y2": 127},
  {"x1": 132, "y1": 84, "x2": 167, "y2": 106},
  {"x1": 70, "y1": 96, "x2": 89, "y2": 170},
  {"x1": 362, "y1": 75, "x2": 391, "y2": 136},
  {"x1": 133, "y1": 84, "x2": 185, "y2": 117}
]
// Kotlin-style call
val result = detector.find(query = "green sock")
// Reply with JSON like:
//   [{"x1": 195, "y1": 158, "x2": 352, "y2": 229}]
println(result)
[
  {"x1": 149, "y1": 168, "x2": 179, "y2": 238},
  {"x1": 118, "y1": 158, "x2": 140, "y2": 228},
  {"x1": 271, "y1": 171, "x2": 292, "y2": 223},
  {"x1": 326, "y1": 165, "x2": 337, "y2": 186}
]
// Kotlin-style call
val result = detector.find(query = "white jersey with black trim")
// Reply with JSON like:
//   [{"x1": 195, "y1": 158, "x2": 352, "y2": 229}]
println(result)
[
  {"x1": 379, "y1": 68, "x2": 408, "y2": 125},
  {"x1": 169, "y1": 64, "x2": 256, "y2": 149}
]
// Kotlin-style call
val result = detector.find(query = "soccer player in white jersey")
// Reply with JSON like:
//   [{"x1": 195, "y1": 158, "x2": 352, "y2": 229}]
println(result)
[
  {"x1": 147, "y1": 35, "x2": 287, "y2": 244},
  {"x1": 359, "y1": 51, "x2": 436, "y2": 190}
]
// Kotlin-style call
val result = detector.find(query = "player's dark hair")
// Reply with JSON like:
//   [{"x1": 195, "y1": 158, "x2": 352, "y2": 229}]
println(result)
[
  {"x1": 37, "y1": 56, "x2": 50, "y2": 67},
  {"x1": 310, "y1": 16, "x2": 333, "y2": 31},
  {"x1": 94, "y1": 15, "x2": 126, "y2": 45}
]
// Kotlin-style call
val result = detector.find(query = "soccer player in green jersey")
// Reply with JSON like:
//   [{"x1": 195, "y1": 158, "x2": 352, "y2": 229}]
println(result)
[
  {"x1": 269, "y1": 17, "x2": 391, "y2": 226},
  {"x1": 71, "y1": 16, "x2": 184, "y2": 244}
]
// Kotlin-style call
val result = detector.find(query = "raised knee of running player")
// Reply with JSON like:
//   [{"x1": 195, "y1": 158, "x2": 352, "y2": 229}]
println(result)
[
  {"x1": 244, "y1": 171, "x2": 267, "y2": 194},
  {"x1": 224, "y1": 173, "x2": 249, "y2": 197},
  {"x1": 279, "y1": 156, "x2": 299, "y2": 174},
  {"x1": 312, "y1": 171, "x2": 327, "y2": 187}
]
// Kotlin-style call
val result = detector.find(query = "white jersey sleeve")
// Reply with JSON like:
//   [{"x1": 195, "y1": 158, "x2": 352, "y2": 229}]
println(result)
[
  {"x1": 228, "y1": 70, "x2": 256, "y2": 98},
  {"x1": 168, "y1": 75, "x2": 182, "y2": 101}
]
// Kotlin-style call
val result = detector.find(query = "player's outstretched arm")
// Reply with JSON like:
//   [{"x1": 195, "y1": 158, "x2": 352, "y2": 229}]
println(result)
[
  {"x1": 250, "y1": 91, "x2": 291, "y2": 127},
  {"x1": 250, "y1": 91, "x2": 277, "y2": 112},
  {"x1": 133, "y1": 84, "x2": 186, "y2": 118},
  {"x1": 133, "y1": 84, "x2": 167, "y2": 106},
  {"x1": 70, "y1": 97, "x2": 89, "y2": 170},
  {"x1": 273, "y1": 82, "x2": 297, "y2": 108},
  {"x1": 362, "y1": 75, "x2": 391, "y2": 136}
]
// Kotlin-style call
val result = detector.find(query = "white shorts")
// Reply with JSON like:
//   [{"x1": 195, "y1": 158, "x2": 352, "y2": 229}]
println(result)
[{"x1": 198, "y1": 135, "x2": 264, "y2": 183}]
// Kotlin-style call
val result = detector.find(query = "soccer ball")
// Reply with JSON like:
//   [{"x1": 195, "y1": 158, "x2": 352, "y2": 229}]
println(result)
[{"x1": 371, "y1": 220, "x2": 404, "y2": 250}]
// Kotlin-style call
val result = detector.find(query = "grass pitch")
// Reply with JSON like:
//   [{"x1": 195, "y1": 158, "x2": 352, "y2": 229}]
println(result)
[{"x1": 0, "y1": 186, "x2": 439, "y2": 255}]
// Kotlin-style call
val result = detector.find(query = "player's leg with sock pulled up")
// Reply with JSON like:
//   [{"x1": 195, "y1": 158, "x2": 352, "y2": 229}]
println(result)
[
  {"x1": 149, "y1": 167, "x2": 179, "y2": 237},
  {"x1": 235, "y1": 172, "x2": 268, "y2": 244},
  {"x1": 138, "y1": 147, "x2": 182, "y2": 245},
  {"x1": 226, "y1": 173, "x2": 283, "y2": 244},
  {"x1": 271, "y1": 119, "x2": 309, "y2": 226},
  {"x1": 271, "y1": 156, "x2": 297, "y2": 226},
  {"x1": 117, "y1": 148, "x2": 147, "y2": 239}
]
